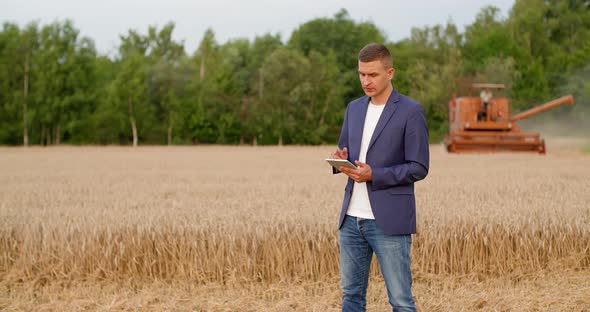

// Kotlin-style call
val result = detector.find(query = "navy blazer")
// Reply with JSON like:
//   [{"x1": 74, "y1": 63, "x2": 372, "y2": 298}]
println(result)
[{"x1": 336, "y1": 88, "x2": 429, "y2": 235}]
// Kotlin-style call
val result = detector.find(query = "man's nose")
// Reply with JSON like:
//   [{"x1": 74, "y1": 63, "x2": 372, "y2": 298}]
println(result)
[{"x1": 362, "y1": 77, "x2": 370, "y2": 86}]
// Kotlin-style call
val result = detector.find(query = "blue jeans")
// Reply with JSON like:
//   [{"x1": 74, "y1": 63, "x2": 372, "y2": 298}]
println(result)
[{"x1": 339, "y1": 215, "x2": 416, "y2": 312}]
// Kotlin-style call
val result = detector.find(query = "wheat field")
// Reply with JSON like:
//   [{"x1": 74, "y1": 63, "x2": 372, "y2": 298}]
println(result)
[{"x1": 1, "y1": 140, "x2": 590, "y2": 311}]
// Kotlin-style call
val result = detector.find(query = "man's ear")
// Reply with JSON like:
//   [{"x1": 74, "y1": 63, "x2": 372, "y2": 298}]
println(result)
[{"x1": 389, "y1": 67, "x2": 396, "y2": 80}]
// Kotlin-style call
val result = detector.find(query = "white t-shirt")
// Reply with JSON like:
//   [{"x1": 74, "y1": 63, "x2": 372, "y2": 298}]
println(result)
[
  {"x1": 346, "y1": 102, "x2": 385, "y2": 219},
  {"x1": 480, "y1": 90, "x2": 492, "y2": 103}
]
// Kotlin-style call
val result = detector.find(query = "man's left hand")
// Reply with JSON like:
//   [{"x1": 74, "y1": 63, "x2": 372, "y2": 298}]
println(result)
[{"x1": 339, "y1": 161, "x2": 372, "y2": 183}]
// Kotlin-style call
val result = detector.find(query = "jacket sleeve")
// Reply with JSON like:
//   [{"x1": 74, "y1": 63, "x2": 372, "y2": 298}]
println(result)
[
  {"x1": 332, "y1": 103, "x2": 350, "y2": 175},
  {"x1": 370, "y1": 106, "x2": 429, "y2": 189}
]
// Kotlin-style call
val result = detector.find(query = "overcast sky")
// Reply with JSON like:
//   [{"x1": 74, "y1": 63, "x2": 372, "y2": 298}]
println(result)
[{"x1": 2, "y1": 0, "x2": 515, "y2": 56}]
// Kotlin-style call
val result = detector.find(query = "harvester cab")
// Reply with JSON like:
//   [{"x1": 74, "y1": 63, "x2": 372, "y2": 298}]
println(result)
[{"x1": 444, "y1": 83, "x2": 574, "y2": 154}]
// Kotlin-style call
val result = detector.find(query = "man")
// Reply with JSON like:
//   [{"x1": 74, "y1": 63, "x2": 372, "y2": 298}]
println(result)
[
  {"x1": 331, "y1": 43, "x2": 429, "y2": 311},
  {"x1": 479, "y1": 88, "x2": 493, "y2": 121}
]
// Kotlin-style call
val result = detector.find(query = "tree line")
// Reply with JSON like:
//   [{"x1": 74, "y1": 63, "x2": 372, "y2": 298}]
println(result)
[{"x1": 1, "y1": 1, "x2": 589, "y2": 146}]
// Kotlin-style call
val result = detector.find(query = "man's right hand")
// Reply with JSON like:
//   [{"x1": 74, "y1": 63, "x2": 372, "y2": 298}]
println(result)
[{"x1": 332, "y1": 147, "x2": 348, "y2": 160}]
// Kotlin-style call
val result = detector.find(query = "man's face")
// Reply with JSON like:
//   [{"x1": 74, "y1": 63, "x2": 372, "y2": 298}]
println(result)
[{"x1": 358, "y1": 60, "x2": 395, "y2": 100}]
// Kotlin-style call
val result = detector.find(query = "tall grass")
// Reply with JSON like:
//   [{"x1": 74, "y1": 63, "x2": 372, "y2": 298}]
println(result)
[
  {"x1": 1, "y1": 145, "x2": 589, "y2": 286},
  {"x1": 2, "y1": 219, "x2": 589, "y2": 286}
]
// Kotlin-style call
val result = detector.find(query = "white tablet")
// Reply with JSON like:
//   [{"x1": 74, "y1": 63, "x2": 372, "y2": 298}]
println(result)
[{"x1": 325, "y1": 158, "x2": 357, "y2": 170}]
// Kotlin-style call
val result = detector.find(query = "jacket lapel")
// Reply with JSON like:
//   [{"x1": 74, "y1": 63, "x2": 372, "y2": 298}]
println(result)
[
  {"x1": 367, "y1": 88, "x2": 401, "y2": 152},
  {"x1": 349, "y1": 96, "x2": 369, "y2": 162}
]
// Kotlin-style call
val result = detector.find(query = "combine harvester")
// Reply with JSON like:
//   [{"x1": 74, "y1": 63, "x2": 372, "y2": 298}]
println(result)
[{"x1": 444, "y1": 83, "x2": 574, "y2": 154}]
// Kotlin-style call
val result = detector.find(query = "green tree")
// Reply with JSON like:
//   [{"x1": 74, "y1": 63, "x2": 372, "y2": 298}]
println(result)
[
  {"x1": 0, "y1": 22, "x2": 37, "y2": 145},
  {"x1": 107, "y1": 29, "x2": 156, "y2": 146},
  {"x1": 406, "y1": 48, "x2": 464, "y2": 142},
  {"x1": 288, "y1": 9, "x2": 386, "y2": 102},
  {"x1": 391, "y1": 22, "x2": 464, "y2": 142},
  {"x1": 1, "y1": 4, "x2": 588, "y2": 146},
  {"x1": 145, "y1": 23, "x2": 186, "y2": 145},
  {"x1": 259, "y1": 47, "x2": 311, "y2": 145},
  {"x1": 184, "y1": 28, "x2": 221, "y2": 143},
  {"x1": 243, "y1": 34, "x2": 283, "y2": 145},
  {"x1": 305, "y1": 51, "x2": 347, "y2": 144},
  {"x1": 22, "y1": 21, "x2": 97, "y2": 145}
]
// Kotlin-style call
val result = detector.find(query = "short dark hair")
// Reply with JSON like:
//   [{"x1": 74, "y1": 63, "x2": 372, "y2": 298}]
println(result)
[{"x1": 358, "y1": 43, "x2": 393, "y2": 68}]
